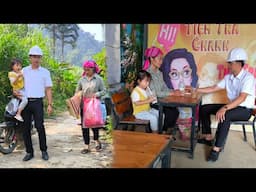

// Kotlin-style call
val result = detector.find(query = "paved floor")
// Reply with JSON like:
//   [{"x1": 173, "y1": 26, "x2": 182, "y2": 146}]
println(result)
[{"x1": 171, "y1": 130, "x2": 256, "y2": 168}]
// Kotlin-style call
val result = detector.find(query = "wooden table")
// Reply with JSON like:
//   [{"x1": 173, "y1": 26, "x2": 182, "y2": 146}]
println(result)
[
  {"x1": 112, "y1": 130, "x2": 172, "y2": 168},
  {"x1": 158, "y1": 94, "x2": 202, "y2": 159}
]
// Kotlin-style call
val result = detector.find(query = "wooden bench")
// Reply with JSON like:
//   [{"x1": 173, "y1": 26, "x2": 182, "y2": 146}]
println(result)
[{"x1": 111, "y1": 90, "x2": 152, "y2": 133}]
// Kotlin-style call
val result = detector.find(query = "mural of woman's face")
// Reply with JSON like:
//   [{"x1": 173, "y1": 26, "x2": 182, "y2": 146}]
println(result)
[
  {"x1": 169, "y1": 58, "x2": 192, "y2": 90},
  {"x1": 151, "y1": 54, "x2": 163, "y2": 69}
]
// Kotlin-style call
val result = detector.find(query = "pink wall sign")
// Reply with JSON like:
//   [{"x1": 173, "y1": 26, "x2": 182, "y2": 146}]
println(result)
[{"x1": 157, "y1": 24, "x2": 180, "y2": 52}]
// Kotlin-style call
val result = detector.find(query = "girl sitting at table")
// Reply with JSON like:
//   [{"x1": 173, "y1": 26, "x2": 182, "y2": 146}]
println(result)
[{"x1": 131, "y1": 70, "x2": 158, "y2": 132}]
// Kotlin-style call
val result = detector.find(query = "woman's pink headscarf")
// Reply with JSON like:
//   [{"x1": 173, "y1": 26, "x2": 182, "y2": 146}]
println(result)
[
  {"x1": 82, "y1": 60, "x2": 100, "y2": 77},
  {"x1": 143, "y1": 46, "x2": 163, "y2": 70}
]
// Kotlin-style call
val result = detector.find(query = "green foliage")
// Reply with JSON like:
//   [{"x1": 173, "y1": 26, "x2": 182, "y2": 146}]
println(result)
[
  {"x1": 92, "y1": 47, "x2": 107, "y2": 84},
  {"x1": 120, "y1": 24, "x2": 144, "y2": 84},
  {"x1": 0, "y1": 71, "x2": 12, "y2": 119},
  {"x1": 106, "y1": 116, "x2": 113, "y2": 140},
  {"x1": 100, "y1": 116, "x2": 113, "y2": 142},
  {"x1": 49, "y1": 63, "x2": 82, "y2": 116}
]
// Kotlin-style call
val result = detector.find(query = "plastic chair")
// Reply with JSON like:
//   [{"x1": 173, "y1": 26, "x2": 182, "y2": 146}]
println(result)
[
  {"x1": 198, "y1": 106, "x2": 256, "y2": 151},
  {"x1": 230, "y1": 108, "x2": 256, "y2": 150}
]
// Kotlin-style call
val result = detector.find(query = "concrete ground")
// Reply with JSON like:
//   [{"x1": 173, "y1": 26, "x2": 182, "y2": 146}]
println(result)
[
  {"x1": 0, "y1": 112, "x2": 112, "y2": 168},
  {"x1": 171, "y1": 129, "x2": 256, "y2": 168}
]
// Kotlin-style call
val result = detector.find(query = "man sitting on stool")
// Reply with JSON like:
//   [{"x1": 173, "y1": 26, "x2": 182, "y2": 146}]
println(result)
[{"x1": 196, "y1": 48, "x2": 255, "y2": 162}]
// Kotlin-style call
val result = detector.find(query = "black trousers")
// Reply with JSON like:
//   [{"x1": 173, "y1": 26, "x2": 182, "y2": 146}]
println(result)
[
  {"x1": 80, "y1": 103, "x2": 100, "y2": 145},
  {"x1": 200, "y1": 104, "x2": 252, "y2": 148},
  {"x1": 151, "y1": 104, "x2": 179, "y2": 131},
  {"x1": 22, "y1": 99, "x2": 47, "y2": 153},
  {"x1": 81, "y1": 128, "x2": 100, "y2": 145}
]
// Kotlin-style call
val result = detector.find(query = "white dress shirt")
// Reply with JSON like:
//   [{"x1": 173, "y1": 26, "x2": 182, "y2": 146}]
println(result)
[
  {"x1": 217, "y1": 69, "x2": 255, "y2": 108},
  {"x1": 22, "y1": 65, "x2": 52, "y2": 98}
]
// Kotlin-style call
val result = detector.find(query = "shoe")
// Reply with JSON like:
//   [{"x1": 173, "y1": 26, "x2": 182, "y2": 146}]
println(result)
[
  {"x1": 14, "y1": 115, "x2": 24, "y2": 122},
  {"x1": 81, "y1": 148, "x2": 90, "y2": 154},
  {"x1": 42, "y1": 151, "x2": 49, "y2": 160},
  {"x1": 171, "y1": 136, "x2": 177, "y2": 141},
  {"x1": 197, "y1": 138, "x2": 213, "y2": 146},
  {"x1": 95, "y1": 142, "x2": 102, "y2": 151},
  {"x1": 207, "y1": 149, "x2": 220, "y2": 162},
  {"x1": 23, "y1": 153, "x2": 34, "y2": 161}
]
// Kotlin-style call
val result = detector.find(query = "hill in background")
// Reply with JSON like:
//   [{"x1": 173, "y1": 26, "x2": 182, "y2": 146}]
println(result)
[{"x1": 31, "y1": 24, "x2": 104, "y2": 66}]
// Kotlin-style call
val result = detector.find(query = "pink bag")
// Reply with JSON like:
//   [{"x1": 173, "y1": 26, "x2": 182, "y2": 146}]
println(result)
[{"x1": 83, "y1": 97, "x2": 104, "y2": 128}]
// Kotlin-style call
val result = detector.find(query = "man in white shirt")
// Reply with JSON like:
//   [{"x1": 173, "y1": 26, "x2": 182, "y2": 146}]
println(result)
[
  {"x1": 197, "y1": 48, "x2": 255, "y2": 162},
  {"x1": 20, "y1": 45, "x2": 53, "y2": 161}
]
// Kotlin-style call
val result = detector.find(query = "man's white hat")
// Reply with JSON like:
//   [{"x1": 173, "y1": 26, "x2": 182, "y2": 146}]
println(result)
[
  {"x1": 227, "y1": 48, "x2": 247, "y2": 62},
  {"x1": 29, "y1": 45, "x2": 43, "y2": 56}
]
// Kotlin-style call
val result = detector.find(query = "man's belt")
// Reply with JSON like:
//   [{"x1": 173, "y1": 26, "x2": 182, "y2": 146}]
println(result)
[{"x1": 28, "y1": 97, "x2": 43, "y2": 101}]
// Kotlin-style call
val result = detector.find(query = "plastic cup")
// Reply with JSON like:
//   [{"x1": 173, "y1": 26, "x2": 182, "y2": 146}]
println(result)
[{"x1": 192, "y1": 88, "x2": 197, "y2": 98}]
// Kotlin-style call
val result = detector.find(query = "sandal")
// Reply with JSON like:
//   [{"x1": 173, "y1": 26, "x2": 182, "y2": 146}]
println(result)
[
  {"x1": 207, "y1": 149, "x2": 221, "y2": 162},
  {"x1": 81, "y1": 148, "x2": 90, "y2": 154},
  {"x1": 95, "y1": 142, "x2": 102, "y2": 151}
]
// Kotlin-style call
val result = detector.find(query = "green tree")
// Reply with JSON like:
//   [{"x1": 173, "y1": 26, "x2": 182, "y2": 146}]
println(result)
[
  {"x1": 57, "y1": 24, "x2": 79, "y2": 62},
  {"x1": 40, "y1": 24, "x2": 59, "y2": 58},
  {"x1": 92, "y1": 47, "x2": 107, "y2": 83},
  {"x1": 40, "y1": 24, "x2": 80, "y2": 62}
]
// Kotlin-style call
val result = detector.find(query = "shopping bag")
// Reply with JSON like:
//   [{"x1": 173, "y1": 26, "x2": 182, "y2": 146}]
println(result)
[
  {"x1": 66, "y1": 94, "x2": 81, "y2": 119},
  {"x1": 6, "y1": 97, "x2": 20, "y2": 116},
  {"x1": 101, "y1": 102, "x2": 107, "y2": 123},
  {"x1": 83, "y1": 97, "x2": 104, "y2": 128},
  {"x1": 177, "y1": 118, "x2": 192, "y2": 141}
]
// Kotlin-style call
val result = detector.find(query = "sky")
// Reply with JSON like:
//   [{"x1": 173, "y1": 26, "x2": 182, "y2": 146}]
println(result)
[{"x1": 78, "y1": 24, "x2": 104, "y2": 42}]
